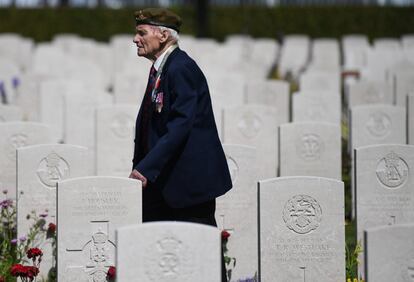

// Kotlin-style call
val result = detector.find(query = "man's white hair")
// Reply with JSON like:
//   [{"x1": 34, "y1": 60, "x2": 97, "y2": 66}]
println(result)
[{"x1": 158, "y1": 26, "x2": 179, "y2": 42}]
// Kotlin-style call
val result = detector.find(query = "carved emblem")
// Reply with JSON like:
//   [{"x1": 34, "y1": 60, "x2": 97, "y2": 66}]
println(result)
[
  {"x1": 6, "y1": 133, "x2": 28, "y2": 161},
  {"x1": 376, "y1": 152, "x2": 409, "y2": 189},
  {"x1": 226, "y1": 155, "x2": 239, "y2": 184},
  {"x1": 85, "y1": 230, "x2": 113, "y2": 282},
  {"x1": 407, "y1": 258, "x2": 414, "y2": 281},
  {"x1": 365, "y1": 111, "x2": 392, "y2": 138},
  {"x1": 237, "y1": 112, "x2": 262, "y2": 139},
  {"x1": 145, "y1": 234, "x2": 193, "y2": 281},
  {"x1": 364, "y1": 85, "x2": 382, "y2": 103},
  {"x1": 296, "y1": 134, "x2": 324, "y2": 161},
  {"x1": 283, "y1": 195, "x2": 322, "y2": 234},
  {"x1": 110, "y1": 114, "x2": 134, "y2": 138},
  {"x1": 37, "y1": 152, "x2": 70, "y2": 188}
]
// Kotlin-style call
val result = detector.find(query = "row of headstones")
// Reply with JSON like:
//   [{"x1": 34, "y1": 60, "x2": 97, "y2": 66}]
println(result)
[
  {"x1": 9, "y1": 141, "x2": 414, "y2": 281},
  {"x1": 279, "y1": 34, "x2": 414, "y2": 79}
]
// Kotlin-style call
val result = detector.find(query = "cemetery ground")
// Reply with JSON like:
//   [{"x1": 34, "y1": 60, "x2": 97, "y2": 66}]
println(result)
[{"x1": 0, "y1": 73, "x2": 361, "y2": 282}]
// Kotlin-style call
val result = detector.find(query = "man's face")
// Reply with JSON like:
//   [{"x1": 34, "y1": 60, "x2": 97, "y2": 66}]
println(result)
[{"x1": 133, "y1": 24, "x2": 162, "y2": 60}]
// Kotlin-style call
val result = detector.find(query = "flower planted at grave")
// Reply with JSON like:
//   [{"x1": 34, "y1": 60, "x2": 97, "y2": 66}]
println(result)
[{"x1": 221, "y1": 229, "x2": 236, "y2": 281}]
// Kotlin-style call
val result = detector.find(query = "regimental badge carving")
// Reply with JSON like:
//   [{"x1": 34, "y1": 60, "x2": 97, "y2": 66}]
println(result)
[
  {"x1": 226, "y1": 156, "x2": 239, "y2": 184},
  {"x1": 237, "y1": 112, "x2": 262, "y2": 139},
  {"x1": 85, "y1": 230, "x2": 114, "y2": 282},
  {"x1": 365, "y1": 111, "x2": 392, "y2": 138},
  {"x1": 6, "y1": 133, "x2": 28, "y2": 161},
  {"x1": 296, "y1": 134, "x2": 324, "y2": 161},
  {"x1": 283, "y1": 195, "x2": 323, "y2": 234},
  {"x1": 407, "y1": 258, "x2": 414, "y2": 281},
  {"x1": 376, "y1": 151, "x2": 409, "y2": 189},
  {"x1": 110, "y1": 114, "x2": 134, "y2": 138},
  {"x1": 145, "y1": 234, "x2": 193, "y2": 281},
  {"x1": 37, "y1": 152, "x2": 70, "y2": 188}
]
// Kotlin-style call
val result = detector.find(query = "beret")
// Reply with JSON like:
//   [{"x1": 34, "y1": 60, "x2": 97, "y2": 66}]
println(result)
[{"x1": 135, "y1": 8, "x2": 182, "y2": 32}]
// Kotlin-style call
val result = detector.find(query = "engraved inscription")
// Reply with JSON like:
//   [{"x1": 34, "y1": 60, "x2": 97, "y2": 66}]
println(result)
[
  {"x1": 237, "y1": 112, "x2": 262, "y2": 139},
  {"x1": 37, "y1": 152, "x2": 70, "y2": 188},
  {"x1": 110, "y1": 113, "x2": 134, "y2": 138},
  {"x1": 283, "y1": 195, "x2": 322, "y2": 234},
  {"x1": 365, "y1": 111, "x2": 392, "y2": 138},
  {"x1": 407, "y1": 258, "x2": 414, "y2": 281},
  {"x1": 376, "y1": 152, "x2": 409, "y2": 189},
  {"x1": 226, "y1": 156, "x2": 239, "y2": 184},
  {"x1": 296, "y1": 134, "x2": 324, "y2": 161},
  {"x1": 145, "y1": 234, "x2": 193, "y2": 281},
  {"x1": 71, "y1": 191, "x2": 129, "y2": 217},
  {"x1": 6, "y1": 133, "x2": 28, "y2": 161}
]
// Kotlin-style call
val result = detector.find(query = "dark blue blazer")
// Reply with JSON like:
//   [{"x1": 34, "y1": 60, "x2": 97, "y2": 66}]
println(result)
[{"x1": 133, "y1": 47, "x2": 232, "y2": 208}]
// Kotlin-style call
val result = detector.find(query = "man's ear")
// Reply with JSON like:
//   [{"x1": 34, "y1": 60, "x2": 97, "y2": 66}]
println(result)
[{"x1": 159, "y1": 29, "x2": 169, "y2": 43}]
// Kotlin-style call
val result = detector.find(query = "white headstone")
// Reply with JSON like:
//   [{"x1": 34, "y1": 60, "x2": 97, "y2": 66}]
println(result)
[
  {"x1": 113, "y1": 73, "x2": 146, "y2": 104},
  {"x1": 355, "y1": 144, "x2": 414, "y2": 279},
  {"x1": 347, "y1": 81, "x2": 393, "y2": 108},
  {"x1": 116, "y1": 222, "x2": 221, "y2": 282},
  {"x1": 279, "y1": 122, "x2": 342, "y2": 180},
  {"x1": 0, "y1": 104, "x2": 23, "y2": 122},
  {"x1": 409, "y1": 95, "x2": 414, "y2": 145},
  {"x1": 394, "y1": 71, "x2": 414, "y2": 106},
  {"x1": 299, "y1": 71, "x2": 341, "y2": 93},
  {"x1": 350, "y1": 105, "x2": 406, "y2": 153},
  {"x1": 96, "y1": 105, "x2": 136, "y2": 177},
  {"x1": 292, "y1": 91, "x2": 341, "y2": 124},
  {"x1": 245, "y1": 80, "x2": 290, "y2": 125},
  {"x1": 258, "y1": 176, "x2": 345, "y2": 281},
  {"x1": 217, "y1": 144, "x2": 258, "y2": 281},
  {"x1": 65, "y1": 91, "x2": 112, "y2": 172},
  {"x1": 17, "y1": 144, "x2": 91, "y2": 279},
  {"x1": 0, "y1": 122, "x2": 51, "y2": 199},
  {"x1": 223, "y1": 105, "x2": 279, "y2": 178},
  {"x1": 57, "y1": 176, "x2": 142, "y2": 282},
  {"x1": 364, "y1": 223, "x2": 414, "y2": 282}
]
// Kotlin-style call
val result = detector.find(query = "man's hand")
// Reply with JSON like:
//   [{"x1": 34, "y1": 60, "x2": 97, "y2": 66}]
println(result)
[{"x1": 129, "y1": 169, "x2": 148, "y2": 188}]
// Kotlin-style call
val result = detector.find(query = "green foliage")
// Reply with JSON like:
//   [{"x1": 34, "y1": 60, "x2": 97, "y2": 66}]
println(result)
[
  {"x1": 0, "y1": 6, "x2": 414, "y2": 42},
  {"x1": 346, "y1": 240, "x2": 363, "y2": 280}
]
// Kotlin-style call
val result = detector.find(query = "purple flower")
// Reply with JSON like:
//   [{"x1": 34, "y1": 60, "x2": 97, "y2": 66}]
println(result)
[
  {"x1": 11, "y1": 239, "x2": 18, "y2": 244},
  {"x1": 39, "y1": 213, "x2": 48, "y2": 218},
  {"x1": 19, "y1": 236, "x2": 26, "y2": 242},
  {"x1": 0, "y1": 199, "x2": 13, "y2": 209}
]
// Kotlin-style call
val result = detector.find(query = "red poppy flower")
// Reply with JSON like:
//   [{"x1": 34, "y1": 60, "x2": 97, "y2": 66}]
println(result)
[
  {"x1": 107, "y1": 266, "x2": 116, "y2": 280},
  {"x1": 27, "y1": 247, "x2": 43, "y2": 259},
  {"x1": 48, "y1": 223, "x2": 56, "y2": 233},
  {"x1": 221, "y1": 230, "x2": 231, "y2": 240}
]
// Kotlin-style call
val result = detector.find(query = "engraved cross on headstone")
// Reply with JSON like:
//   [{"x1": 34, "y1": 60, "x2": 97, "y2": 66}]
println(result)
[
  {"x1": 219, "y1": 214, "x2": 235, "y2": 235},
  {"x1": 299, "y1": 266, "x2": 307, "y2": 282},
  {"x1": 66, "y1": 221, "x2": 114, "y2": 282}
]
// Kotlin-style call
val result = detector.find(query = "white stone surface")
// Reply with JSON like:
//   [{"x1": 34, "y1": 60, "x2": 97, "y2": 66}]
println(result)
[
  {"x1": 409, "y1": 95, "x2": 414, "y2": 145},
  {"x1": 96, "y1": 105, "x2": 136, "y2": 177},
  {"x1": 0, "y1": 122, "x2": 51, "y2": 199},
  {"x1": 0, "y1": 104, "x2": 23, "y2": 122},
  {"x1": 222, "y1": 105, "x2": 279, "y2": 178},
  {"x1": 17, "y1": 144, "x2": 91, "y2": 279},
  {"x1": 217, "y1": 144, "x2": 258, "y2": 281},
  {"x1": 113, "y1": 73, "x2": 146, "y2": 104},
  {"x1": 57, "y1": 176, "x2": 142, "y2": 282},
  {"x1": 258, "y1": 176, "x2": 345, "y2": 282},
  {"x1": 116, "y1": 222, "x2": 221, "y2": 282},
  {"x1": 292, "y1": 91, "x2": 341, "y2": 124},
  {"x1": 279, "y1": 122, "x2": 341, "y2": 180},
  {"x1": 350, "y1": 104, "x2": 406, "y2": 153},
  {"x1": 347, "y1": 81, "x2": 393, "y2": 108},
  {"x1": 355, "y1": 144, "x2": 414, "y2": 279},
  {"x1": 364, "y1": 223, "x2": 414, "y2": 282},
  {"x1": 394, "y1": 71, "x2": 414, "y2": 106},
  {"x1": 279, "y1": 35, "x2": 310, "y2": 79},
  {"x1": 299, "y1": 71, "x2": 341, "y2": 94},
  {"x1": 245, "y1": 80, "x2": 290, "y2": 124}
]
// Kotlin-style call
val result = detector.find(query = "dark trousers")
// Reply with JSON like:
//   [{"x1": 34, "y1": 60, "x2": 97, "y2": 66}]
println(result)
[{"x1": 143, "y1": 186, "x2": 227, "y2": 282}]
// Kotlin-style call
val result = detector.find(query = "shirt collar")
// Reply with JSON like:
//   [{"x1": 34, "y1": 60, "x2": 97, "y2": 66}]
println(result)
[{"x1": 153, "y1": 45, "x2": 175, "y2": 71}]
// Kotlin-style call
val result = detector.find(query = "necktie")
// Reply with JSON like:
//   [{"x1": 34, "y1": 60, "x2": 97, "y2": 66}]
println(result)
[{"x1": 139, "y1": 65, "x2": 157, "y2": 156}]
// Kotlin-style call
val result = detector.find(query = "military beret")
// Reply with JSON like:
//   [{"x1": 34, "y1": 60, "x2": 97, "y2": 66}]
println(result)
[{"x1": 135, "y1": 8, "x2": 182, "y2": 32}]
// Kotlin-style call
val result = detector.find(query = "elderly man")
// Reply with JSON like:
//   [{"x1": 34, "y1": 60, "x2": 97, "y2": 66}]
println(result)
[{"x1": 130, "y1": 8, "x2": 232, "y2": 230}]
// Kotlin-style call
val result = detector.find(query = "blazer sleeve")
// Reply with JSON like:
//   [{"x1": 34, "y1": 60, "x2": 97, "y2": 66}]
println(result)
[{"x1": 134, "y1": 62, "x2": 198, "y2": 183}]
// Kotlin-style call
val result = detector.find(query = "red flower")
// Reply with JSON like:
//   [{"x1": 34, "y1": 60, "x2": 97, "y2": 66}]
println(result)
[
  {"x1": 10, "y1": 264, "x2": 25, "y2": 277},
  {"x1": 25, "y1": 266, "x2": 39, "y2": 279},
  {"x1": 27, "y1": 247, "x2": 43, "y2": 259},
  {"x1": 107, "y1": 266, "x2": 116, "y2": 280},
  {"x1": 48, "y1": 222, "x2": 56, "y2": 233},
  {"x1": 0, "y1": 275, "x2": 5, "y2": 282},
  {"x1": 221, "y1": 230, "x2": 231, "y2": 240}
]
